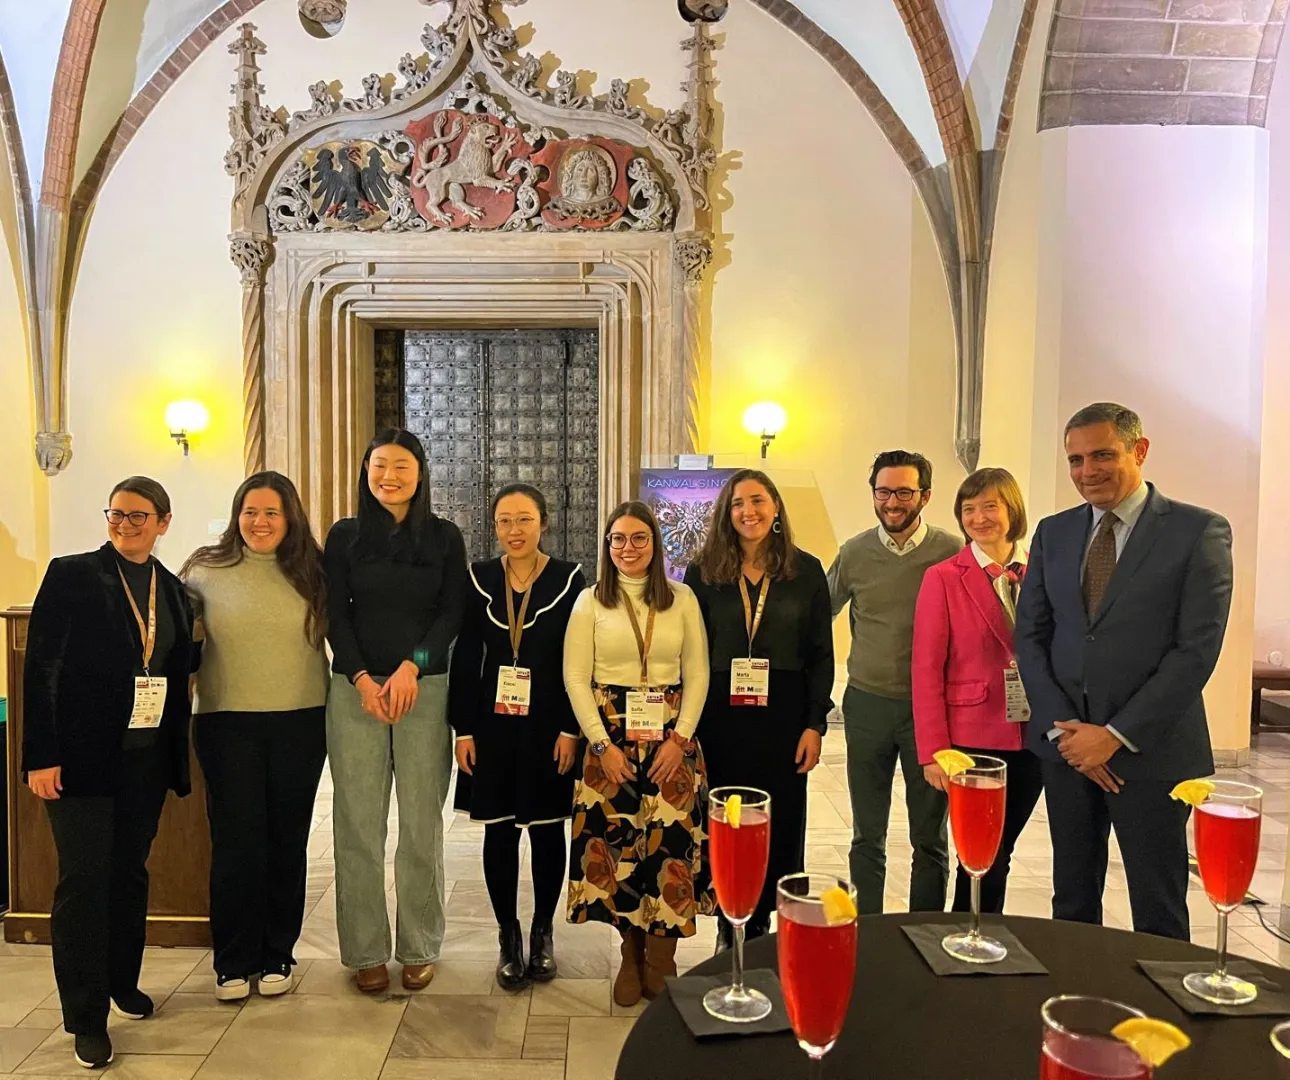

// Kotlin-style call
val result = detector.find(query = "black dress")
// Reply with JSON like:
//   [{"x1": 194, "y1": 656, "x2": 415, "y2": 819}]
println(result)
[
  {"x1": 449, "y1": 557, "x2": 586, "y2": 825},
  {"x1": 683, "y1": 553, "x2": 834, "y2": 925}
]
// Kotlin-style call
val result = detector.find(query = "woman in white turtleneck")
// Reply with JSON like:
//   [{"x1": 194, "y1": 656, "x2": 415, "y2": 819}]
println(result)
[{"x1": 563, "y1": 500, "x2": 712, "y2": 1009}]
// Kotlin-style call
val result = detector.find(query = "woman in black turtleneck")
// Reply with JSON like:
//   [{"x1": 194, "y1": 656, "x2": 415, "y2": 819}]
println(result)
[
  {"x1": 23, "y1": 476, "x2": 196, "y2": 1071},
  {"x1": 683, "y1": 469, "x2": 834, "y2": 945}
]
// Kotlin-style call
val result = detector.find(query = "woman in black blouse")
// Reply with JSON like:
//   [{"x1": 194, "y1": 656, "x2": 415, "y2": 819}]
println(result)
[
  {"x1": 684, "y1": 469, "x2": 834, "y2": 944},
  {"x1": 450, "y1": 483, "x2": 585, "y2": 990},
  {"x1": 23, "y1": 476, "x2": 197, "y2": 1070},
  {"x1": 323, "y1": 428, "x2": 468, "y2": 994}
]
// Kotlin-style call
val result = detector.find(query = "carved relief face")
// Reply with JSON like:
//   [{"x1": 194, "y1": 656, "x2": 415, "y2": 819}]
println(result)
[{"x1": 570, "y1": 156, "x2": 599, "y2": 200}]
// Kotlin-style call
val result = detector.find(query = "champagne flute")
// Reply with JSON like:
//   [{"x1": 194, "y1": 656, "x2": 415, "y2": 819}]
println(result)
[{"x1": 942, "y1": 753, "x2": 1008, "y2": 964}]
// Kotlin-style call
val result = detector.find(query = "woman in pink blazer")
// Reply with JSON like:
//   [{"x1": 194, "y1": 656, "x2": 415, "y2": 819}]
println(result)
[{"x1": 912, "y1": 467, "x2": 1043, "y2": 914}]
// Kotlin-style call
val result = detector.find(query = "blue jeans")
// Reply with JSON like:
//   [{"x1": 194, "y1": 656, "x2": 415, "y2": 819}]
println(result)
[{"x1": 326, "y1": 674, "x2": 452, "y2": 969}]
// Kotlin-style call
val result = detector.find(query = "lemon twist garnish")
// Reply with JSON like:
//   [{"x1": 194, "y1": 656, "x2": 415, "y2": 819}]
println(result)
[
  {"x1": 1110, "y1": 1018, "x2": 1191, "y2": 1068},
  {"x1": 819, "y1": 886, "x2": 858, "y2": 927},
  {"x1": 934, "y1": 749, "x2": 976, "y2": 777},
  {"x1": 1169, "y1": 779, "x2": 1216, "y2": 808},
  {"x1": 725, "y1": 794, "x2": 743, "y2": 829}
]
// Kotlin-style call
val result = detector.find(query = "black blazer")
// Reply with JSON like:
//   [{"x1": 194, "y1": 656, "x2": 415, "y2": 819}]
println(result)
[
  {"x1": 1014, "y1": 484, "x2": 1233, "y2": 783},
  {"x1": 22, "y1": 543, "x2": 197, "y2": 797}
]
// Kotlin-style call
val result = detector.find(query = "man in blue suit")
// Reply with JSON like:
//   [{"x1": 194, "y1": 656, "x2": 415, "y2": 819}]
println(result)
[{"x1": 1015, "y1": 402, "x2": 1233, "y2": 941}]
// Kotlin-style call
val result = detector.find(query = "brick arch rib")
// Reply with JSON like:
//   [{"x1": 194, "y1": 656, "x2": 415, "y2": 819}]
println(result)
[{"x1": 43, "y1": 0, "x2": 108, "y2": 213}]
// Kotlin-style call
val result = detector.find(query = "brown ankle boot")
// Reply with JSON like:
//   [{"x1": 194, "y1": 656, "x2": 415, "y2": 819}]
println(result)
[
  {"x1": 642, "y1": 935, "x2": 677, "y2": 1000},
  {"x1": 613, "y1": 928, "x2": 646, "y2": 1007}
]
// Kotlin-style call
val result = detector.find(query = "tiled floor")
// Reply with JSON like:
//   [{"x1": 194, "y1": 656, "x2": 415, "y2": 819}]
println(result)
[{"x1": 3, "y1": 722, "x2": 1289, "y2": 1079}]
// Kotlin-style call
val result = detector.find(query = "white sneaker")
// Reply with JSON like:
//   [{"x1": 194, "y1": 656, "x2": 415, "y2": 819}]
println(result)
[
  {"x1": 215, "y1": 976, "x2": 250, "y2": 1002},
  {"x1": 258, "y1": 966, "x2": 294, "y2": 997}
]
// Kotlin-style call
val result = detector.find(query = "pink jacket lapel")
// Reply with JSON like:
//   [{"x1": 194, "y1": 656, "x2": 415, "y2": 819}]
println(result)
[{"x1": 954, "y1": 547, "x2": 1014, "y2": 655}]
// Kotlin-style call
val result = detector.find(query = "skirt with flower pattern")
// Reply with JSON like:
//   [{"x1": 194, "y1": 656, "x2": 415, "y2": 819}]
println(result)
[{"x1": 566, "y1": 683, "x2": 715, "y2": 938}]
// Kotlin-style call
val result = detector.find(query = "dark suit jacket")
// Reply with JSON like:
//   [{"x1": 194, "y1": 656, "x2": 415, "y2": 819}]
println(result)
[
  {"x1": 1014, "y1": 484, "x2": 1232, "y2": 784},
  {"x1": 22, "y1": 543, "x2": 197, "y2": 797}
]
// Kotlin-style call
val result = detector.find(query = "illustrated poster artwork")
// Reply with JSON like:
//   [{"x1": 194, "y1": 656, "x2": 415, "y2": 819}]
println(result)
[
  {"x1": 303, "y1": 140, "x2": 403, "y2": 230},
  {"x1": 640, "y1": 469, "x2": 738, "y2": 581}
]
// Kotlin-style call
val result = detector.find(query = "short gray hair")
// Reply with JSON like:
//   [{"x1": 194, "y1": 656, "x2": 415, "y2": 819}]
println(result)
[{"x1": 1064, "y1": 402, "x2": 1143, "y2": 448}]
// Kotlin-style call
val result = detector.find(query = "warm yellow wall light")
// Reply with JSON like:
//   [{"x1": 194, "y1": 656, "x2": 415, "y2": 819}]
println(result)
[
  {"x1": 742, "y1": 401, "x2": 787, "y2": 459},
  {"x1": 165, "y1": 399, "x2": 209, "y2": 456}
]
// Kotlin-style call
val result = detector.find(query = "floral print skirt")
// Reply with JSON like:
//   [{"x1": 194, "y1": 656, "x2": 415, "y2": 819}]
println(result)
[{"x1": 566, "y1": 683, "x2": 715, "y2": 938}]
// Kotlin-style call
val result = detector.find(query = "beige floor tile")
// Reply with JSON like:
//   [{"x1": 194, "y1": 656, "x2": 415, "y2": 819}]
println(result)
[
  {"x1": 388, "y1": 995, "x2": 528, "y2": 1059},
  {"x1": 16, "y1": 1048, "x2": 206, "y2": 1079},
  {"x1": 521, "y1": 1014, "x2": 568, "y2": 1059},
  {"x1": 380, "y1": 1061, "x2": 563, "y2": 1080},
  {"x1": 564, "y1": 1017, "x2": 637, "y2": 1080},
  {"x1": 528, "y1": 979, "x2": 609, "y2": 1018},
  {"x1": 70, "y1": 996, "x2": 241, "y2": 1056},
  {"x1": 193, "y1": 994, "x2": 405, "y2": 1080},
  {"x1": 0, "y1": 958, "x2": 57, "y2": 1027},
  {"x1": 0, "y1": 1030, "x2": 46, "y2": 1072},
  {"x1": 13, "y1": 1013, "x2": 60, "y2": 1033}
]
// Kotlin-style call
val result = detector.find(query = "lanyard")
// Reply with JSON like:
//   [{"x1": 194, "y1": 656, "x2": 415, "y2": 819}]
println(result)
[
  {"x1": 117, "y1": 564, "x2": 158, "y2": 674},
  {"x1": 502, "y1": 556, "x2": 538, "y2": 664},
  {"x1": 621, "y1": 597, "x2": 656, "y2": 688},
  {"x1": 738, "y1": 574, "x2": 770, "y2": 659}
]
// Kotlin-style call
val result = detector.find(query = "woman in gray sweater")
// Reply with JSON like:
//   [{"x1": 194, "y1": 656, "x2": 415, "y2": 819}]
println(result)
[{"x1": 182, "y1": 471, "x2": 329, "y2": 1001}]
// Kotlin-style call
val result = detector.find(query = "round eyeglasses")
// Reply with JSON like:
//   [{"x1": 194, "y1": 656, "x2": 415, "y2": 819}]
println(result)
[
  {"x1": 104, "y1": 509, "x2": 157, "y2": 527},
  {"x1": 608, "y1": 532, "x2": 652, "y2": 550}
]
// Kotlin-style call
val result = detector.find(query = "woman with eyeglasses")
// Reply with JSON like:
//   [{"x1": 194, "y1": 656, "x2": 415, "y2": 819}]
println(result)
[
  {"x1": 684, "y1": 469, "x2": 834, "y2": 947},
  {"x1": 449, "y1": 483, "x2": 586, "y2": 990},
  {"x1": 181, "y1": 471, "x2": 329, "y2": 1001},
  {"x1": 22, "y1": 477, "x2": 197, "y2": 1070},
  {"x1": 564, "y1": 501, "x2": 713, "y2": 1008},
  {"x1": 324, "y1": 428, "x2": 468, "y2": 994}
]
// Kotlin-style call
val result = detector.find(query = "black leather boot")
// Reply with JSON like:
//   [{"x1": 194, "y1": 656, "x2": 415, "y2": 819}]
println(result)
[
  {"x1": 713, "y1": 912, "x2": 735, "y2": 956},
  {"x1": 496, "y1": 920, "x2": 528, "y2": 992},
  {"x1": 527, "y1": 919, "x2": 557, "y2": 982}
]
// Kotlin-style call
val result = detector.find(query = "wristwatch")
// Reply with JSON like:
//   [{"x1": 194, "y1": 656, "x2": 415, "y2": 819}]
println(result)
[{"x1": 590, "y1": 741, "x2": 609, "y2": 756}]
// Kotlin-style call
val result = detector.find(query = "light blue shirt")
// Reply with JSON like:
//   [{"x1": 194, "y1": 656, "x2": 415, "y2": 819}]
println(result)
[{"x1": 1050, "y1": 481, "x2": 1150, "y2": 754}]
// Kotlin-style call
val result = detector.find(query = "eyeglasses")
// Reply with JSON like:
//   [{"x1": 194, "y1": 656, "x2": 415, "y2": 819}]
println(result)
[
  {"x1": 608, "y1": 532, "x2": 652, "y2": 550},
  {"x1": 873, "y1": 487, "x2": 922, "y2": 503},
  {"x1": 104, "y1": 509, "x2": 157, "y2": 526},
  {"x1": 495, "y1": 516, "x2": 538, "y2": 529}
]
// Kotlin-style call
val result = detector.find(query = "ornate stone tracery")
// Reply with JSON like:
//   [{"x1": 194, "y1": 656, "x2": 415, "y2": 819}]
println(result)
[{"x1": 227, "y1": 0, "x2": 720, "y2": 512}]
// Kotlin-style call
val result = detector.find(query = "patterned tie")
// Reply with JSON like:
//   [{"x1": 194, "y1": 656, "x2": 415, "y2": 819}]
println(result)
[
  {"x1": 1082, "y1": 511, "x2": 1119, "y2": 616},
  {"x1": 984, "y1": 562, "x2": 1026, "y2": 626}
]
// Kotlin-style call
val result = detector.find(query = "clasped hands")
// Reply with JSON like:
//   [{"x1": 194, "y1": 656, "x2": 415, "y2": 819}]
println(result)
[
  {"x1": 356, "y1": 660, "x2": 421, "y2": 724},
  {"x1": 1054, "y1": 720, "x2": 1124, "y2": 794}
]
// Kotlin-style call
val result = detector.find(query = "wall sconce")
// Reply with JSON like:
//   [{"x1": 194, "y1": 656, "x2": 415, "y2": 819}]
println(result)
[
  {"x1": 742, "y1": 401, "x2": 787, "y2": 460},
  {"x1": 165, "y1": 400, "x2": 209, "y2": 456}
]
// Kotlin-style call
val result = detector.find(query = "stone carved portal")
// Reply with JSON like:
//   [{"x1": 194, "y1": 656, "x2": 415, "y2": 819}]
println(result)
[{"x1": 227, "y1": 0, "x2": 718, "y2": 533}]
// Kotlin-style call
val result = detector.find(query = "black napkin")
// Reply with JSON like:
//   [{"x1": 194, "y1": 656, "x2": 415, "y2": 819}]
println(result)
[
  {"x1": 665, "y1": 968, "x2": 792, "y2": 1039},
  {"x1": 1138, "y1": 960, "x2": 1290, "y2": 1017},
  {"x1": 902, "y1": 921, "x2": 1048, "y2": 976}
]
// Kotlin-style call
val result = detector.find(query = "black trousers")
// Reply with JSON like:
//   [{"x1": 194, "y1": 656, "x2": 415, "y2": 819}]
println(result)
[
  {"x1": 482, "y1": 820, "x2": 568, "y2": 928},
  {"x1": 45, "y1": 743, "x2": 170, "y2": 1035},
  {"x1": 950, "y1": 746, "x2": 1044, "y2": 915},
  {"x1": 1042, "y1": 759, "x2": 1192, "y2": 941},
  {"x1": 193, "y1": 708, "x2": 327, "y2": 978}
]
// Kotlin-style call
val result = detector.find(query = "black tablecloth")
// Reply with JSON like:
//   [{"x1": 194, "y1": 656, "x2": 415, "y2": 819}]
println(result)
[{"x1": 615, "y1": 913, "x2": 1289, "y2": 1080}]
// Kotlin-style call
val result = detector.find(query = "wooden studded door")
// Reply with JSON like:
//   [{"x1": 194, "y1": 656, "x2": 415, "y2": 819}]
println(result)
[{"x1": 374, "y1": 328, "x2": 600, "y2": 575}]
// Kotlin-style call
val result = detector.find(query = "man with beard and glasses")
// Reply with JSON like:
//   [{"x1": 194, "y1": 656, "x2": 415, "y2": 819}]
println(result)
[{"x1": 827, "y1": 451, "x2": 962, "y2": 914}]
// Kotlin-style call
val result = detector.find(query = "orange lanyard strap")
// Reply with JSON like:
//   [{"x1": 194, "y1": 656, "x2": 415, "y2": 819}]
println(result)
[
  {"x1": 502, "y1": 556, "x2": 537, "y2": 664},
  {"x1": 738, "y1": 575, "x2": 770, "y2": 659},
  {"x1": 622, "y1": 598, "x2": 656, "y2": 688},
  {"x1": 117, "y1": 564, "x2": 158, "y2": 674}
]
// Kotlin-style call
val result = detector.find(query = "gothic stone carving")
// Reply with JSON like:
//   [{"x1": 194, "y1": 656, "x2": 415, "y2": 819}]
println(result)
[
  {"x1": 408, "y1": 112, "x2": 526, "y2": 228},
  {"x1": 229, "y1": 233, "x2": 271, "y2": 284},
  {"x1": 675, "y1": 234, "x2": 712, "y2": 284},
  {"x1": 299, "y1": 0, "x2": 345, "y2": 25},
  {"x1": 306, "y1": 140, "x2": 404, "y2": 230},
  {"x1": 35, "y1": 431, "x2": 73, "y2": 477}
]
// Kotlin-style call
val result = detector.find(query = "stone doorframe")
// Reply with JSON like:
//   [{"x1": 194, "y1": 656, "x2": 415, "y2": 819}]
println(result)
[
  {"x1": 225, "y1": 0, "x2": 720, "y2": 531},
  {"x1": 265, "y1": 231, "x2": 680, "y2": 533}
]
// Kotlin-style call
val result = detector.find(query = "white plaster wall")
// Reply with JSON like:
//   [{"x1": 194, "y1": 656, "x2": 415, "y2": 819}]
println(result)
[{"x1": 0, "y1": 0, "x2": 73, "y2": 197}]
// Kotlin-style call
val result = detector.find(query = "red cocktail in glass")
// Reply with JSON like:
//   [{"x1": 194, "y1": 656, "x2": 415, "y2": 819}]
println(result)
[
  {"x1": 710, "y1": 806, "x2": 770, "y2": 921},
  {"x1": 704, "y1": 787, "x2": 772, "y2": 1024},
  {"x1": 1040, "y1": 997, "x2": 1152, "y2": 1080},
  {"x1": 1184, "y1": 780, "x2": 1263, "y2": 1006},
  {"x1": 943, "y1": 754, "x2": 1008, "y2": 964}
]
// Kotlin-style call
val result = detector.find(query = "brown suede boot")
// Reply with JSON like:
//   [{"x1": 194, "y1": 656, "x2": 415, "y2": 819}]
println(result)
[
  {"x1": 613, "y1": 928, "x2": 646, "y2": 1008},
  {"x1": 642, "y1": 935, "x2": 678, "y2": 1000}
]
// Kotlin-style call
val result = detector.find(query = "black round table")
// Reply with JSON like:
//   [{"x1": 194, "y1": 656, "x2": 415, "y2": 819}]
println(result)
[{"x1": 616, "y1": 913, "x2": 1290, "y2": 1079}]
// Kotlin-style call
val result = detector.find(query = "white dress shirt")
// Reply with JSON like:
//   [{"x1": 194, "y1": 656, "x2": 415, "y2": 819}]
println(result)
[
  {"x1": 970, "y1": 540, "x2": 1030, "y2": 623},
  {"x1": 882, "y1": 518, "x2": 929, "y2": 556}
]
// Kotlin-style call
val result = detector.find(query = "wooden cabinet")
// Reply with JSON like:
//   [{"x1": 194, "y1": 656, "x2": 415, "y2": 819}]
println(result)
[{"x1": 3, "y1": 606, "x2": 212, "y2": 946}]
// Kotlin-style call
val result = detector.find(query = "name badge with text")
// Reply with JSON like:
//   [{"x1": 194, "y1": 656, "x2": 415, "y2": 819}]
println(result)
[
  {"x1": 495, "y1": 666, "x2": 532, "y2": 715},
  {"x1": 129, "y1": 676, "x2": 167, "y2": 730},
  {"x1": 1004, "y1": 667, "x2": 1031, "y2": 723},
  {"x1": 730, "y1": 658, "x2": 770, "y2": 707},
  {"x1": 625, "y1": 691, "x2": 666, "y2": 741}
]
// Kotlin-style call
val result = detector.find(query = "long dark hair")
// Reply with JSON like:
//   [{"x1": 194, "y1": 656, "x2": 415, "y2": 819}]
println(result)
[
  {"x1": 181, "y1": 471, "x2": 327, "y2": 648},
  {"x1": 354, "y1": 428, "x2": 436, "y2": 559},
  {"x1": 693, "y1": 469, "x2": 799, "y2": 584},
  {"x1": 595, "y1": 501, "x2": 675, "y2": 612}
]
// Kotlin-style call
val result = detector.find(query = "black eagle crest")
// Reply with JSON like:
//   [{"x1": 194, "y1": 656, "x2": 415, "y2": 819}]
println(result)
[{"x1": 312, "y1": 145, "x2": 393, "y2": 224}]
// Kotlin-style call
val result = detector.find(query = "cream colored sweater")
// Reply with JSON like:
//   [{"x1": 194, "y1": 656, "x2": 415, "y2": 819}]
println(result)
[{"x1": 186, "y1": 551, "x2": 329, "y2": 714}]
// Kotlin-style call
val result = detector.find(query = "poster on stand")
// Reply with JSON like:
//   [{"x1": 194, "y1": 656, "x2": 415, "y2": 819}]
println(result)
[{"x1": 639, "y1": 468, "x2": 737, "y2": 581}]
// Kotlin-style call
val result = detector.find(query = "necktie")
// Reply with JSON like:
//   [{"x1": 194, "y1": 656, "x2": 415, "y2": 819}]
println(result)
[
  {"x1": 984, "y1": 562, "x2": 1026, "y2": 626},
  {"x1": 1082, "y1": 511, "x2": 1119, "y2": 616}
]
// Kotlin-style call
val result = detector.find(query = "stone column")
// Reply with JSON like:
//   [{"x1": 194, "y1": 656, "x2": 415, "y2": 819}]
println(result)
[
  {"x1": 674, "y1": 234, "x2": 712, "y2": 455},
  {"x1": 229, "y1": 233, "x2": 271, "y2": 476}
]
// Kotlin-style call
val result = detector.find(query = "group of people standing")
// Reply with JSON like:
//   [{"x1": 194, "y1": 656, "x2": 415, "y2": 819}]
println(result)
[{"x1": 20, "y1": 400, "x2": 1233, "y2": 1070}]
